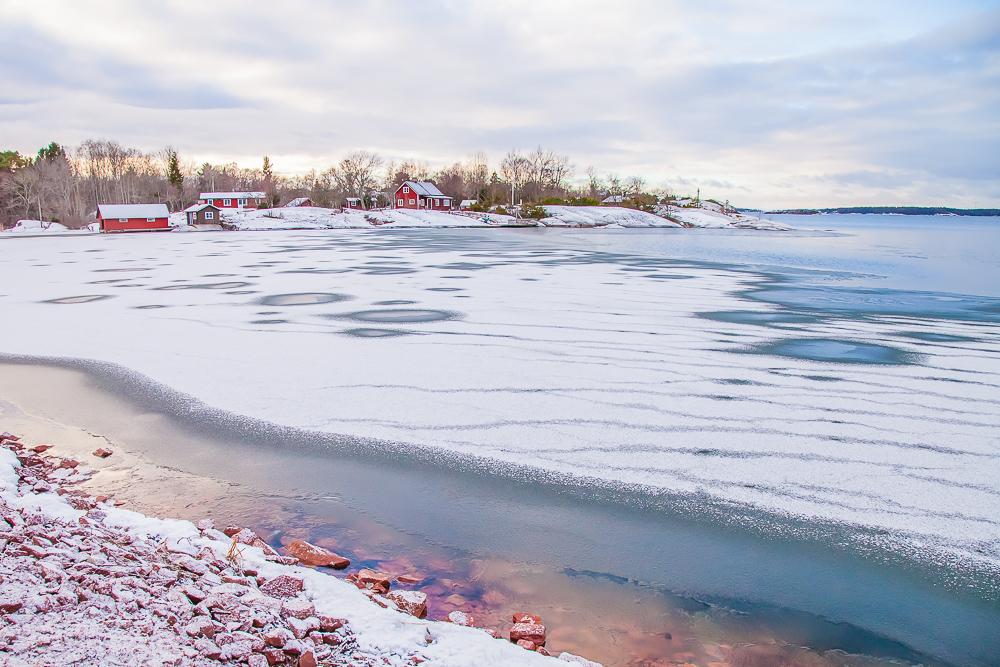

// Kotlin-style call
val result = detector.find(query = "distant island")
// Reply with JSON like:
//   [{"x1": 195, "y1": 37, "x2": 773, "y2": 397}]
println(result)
[{"x1": 761, "y1": 206, "x2": 1000, "y2": 216}]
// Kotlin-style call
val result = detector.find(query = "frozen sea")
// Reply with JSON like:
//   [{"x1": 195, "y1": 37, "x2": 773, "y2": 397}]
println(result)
[{"x1": 1, "y1": 214, "x2": 998, "y2": 581}]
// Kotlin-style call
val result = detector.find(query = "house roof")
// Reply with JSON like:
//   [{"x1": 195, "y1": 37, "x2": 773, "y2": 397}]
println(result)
[
  {"x1": 199, "y1": 192, "x2": 266, "y2": 199},
  {"x1": 399, "y1": 181, "x2": 448, "y2": 198},
  {"x1": 97, "y1": 203, "x2": 169, "y2": 219},
  {"x1": 284, "y1": 197, "x2": 312, "y2": 207},
  {"x1": 602, "y1": 195, "x2": 626, "y2": 203},
  {"x1": 460, "y1": 199, "x2": 477, "y2": 207},
  {"x1": 183, "y1": 203, "x2": 220, "y2": 213}
]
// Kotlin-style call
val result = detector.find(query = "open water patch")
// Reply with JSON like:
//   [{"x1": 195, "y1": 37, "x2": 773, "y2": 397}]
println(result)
[
  {"x1": 330, "y1": 308, "x2": 461, "y2": 324},
  {"x1": 42, "y1": 295, "x2": 113, "y2": 305},
  {"x1": 340, "y1": 328, "x2": 415, "y2": 338},
  {"x1": 153, "y1": 282, "x2": 252, "y2": 291},
  {"x1": 373, "y1": 300, "x2": 417, "y2": 306},
  {"x1": 746, "y1": 338, "x2": 918, "y2": 365},
  {"x1": 258, "y1": 293, "x2": 352, "y2": 307},
  {"x1": 700, "y1": 310, "x2": 823, "y2": 326},
  {"x1": 898, "y1": 331, "x2": 977, "y2": 343}
]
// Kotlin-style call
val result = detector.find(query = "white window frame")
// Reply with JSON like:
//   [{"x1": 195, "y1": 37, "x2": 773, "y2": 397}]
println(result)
[
  {"x1": 410, "y1": 198, "x2": 416, "y2": 205},
  {"x1": 146, "y1": 217, "x2": 155, "y2": 222},
  {"x1": 238, "y1": 198, "x2": 247, "y2": 207},
  {"x1": 205, "y1": 211, "x2": 215, "y2": 220},
  {"x1": 397, "y1": 199, "x2": 403, "y2": 206},
  {"x1": 118, "y1": 218, "x2": 128, "y2": 222},
  {"x1": 402, "y1": 186, "x2": 409, "y2": 193},
  {"x1": 223, "y1": 198, "x2": 232, "y2": 206}
]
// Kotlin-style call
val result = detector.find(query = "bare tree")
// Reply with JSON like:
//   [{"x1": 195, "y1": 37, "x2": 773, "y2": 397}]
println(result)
[{"x1": 336, "y1": 151, "x2": 383, "y2": 207}]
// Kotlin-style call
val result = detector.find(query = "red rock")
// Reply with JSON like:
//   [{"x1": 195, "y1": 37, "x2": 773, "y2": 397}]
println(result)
[
  {"x1": 396, "y1": 573, "x2": 423, "y2": 585},
  {"x1": 287, "y1": 616, "x2": 320, "y2": 639},
  {"x1": 261, "y1": 648, "x2": 287, "y2": 666},
  {"x1": 30, "y1": 444, "x2": 53, "y2": 453},
  {"x1": 248, "y1": 654, "x2": 269, "y2": 667},
  {"x1": 280, "y1": 598, "x2": 316, "y2": 620},
  {"x1": 317, "y1": 615, "x2": 344, "y2": 632},
  {"x1": 298, "y1": 650, "x2": 317, "y2": 667},
  {"x1": 349, "y1": 569, "x2": 391, "y2": 594},
  {"x1": 284, "y1": 539, "x2": 350, "y2": 569},
  {"x1": 185, "y1": 617, "x2": 217, "y2": 638},
  {"x1": 264, "y1": 627, "x2": 293, "y2": 648},
  {"x1": 484, "y1": 628, "x2": 501, "y2": 639},
  {"x1": 386, "y1": 590, "x2": 427, "y2": 618},
  {"x1": 57, "y1": 459, "x2": 79, "y2": 469},
  {"x1": 195, "y1": 638, "x2": 223, "y2": 660},
  {"x1": 223, "y1": 525, "x2": 243, "y2": 537},
  {"x1": 510, "y1": 622, "x2": 546, "y2": 645},
  {"x1": 516, "y1": 639, "x2": 537, "y2": 651},
  {"x1": 513, "y1": 612, "x2": 542, "y2": 624},
  {"x1": 536, "y1": 646, "x2": 551, "y2": 656},
  {"x1": 1, "y1": 433, "x2": 19, "y2": 441},
  {"x1": 260, "y1": 574, "x2": 304, "y2": 598},
  {"x1": 92, "y1": 448, "x2": 113, "y2": 458},
  {"x1": 0, "y1": 601, "x2": 23, "y2": 614}
]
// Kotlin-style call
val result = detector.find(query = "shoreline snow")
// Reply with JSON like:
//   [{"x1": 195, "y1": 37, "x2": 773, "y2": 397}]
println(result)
[{"x1": 0, "y1": 432, "x2": 597, "y2": 667}]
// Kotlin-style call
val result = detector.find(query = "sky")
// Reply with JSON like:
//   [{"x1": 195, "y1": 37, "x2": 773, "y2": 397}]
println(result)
[{"x1": 1, "y1": 0, "x2": 998, "y2": 208}]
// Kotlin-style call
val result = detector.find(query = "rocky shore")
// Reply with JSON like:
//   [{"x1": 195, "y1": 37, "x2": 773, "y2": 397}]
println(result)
[{"x1": 0, "y1": 431, "x2": 600, "y2": 666}]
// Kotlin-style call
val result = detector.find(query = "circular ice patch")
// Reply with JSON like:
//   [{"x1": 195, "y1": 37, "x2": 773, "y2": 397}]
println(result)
[
  {"x1": 259, "y1": 293, "x2": 352, "y2": 307},
  {"x1": 154, "y1": 282, "x2": 251, "y2": 291},
  {"x1": 43, "y1": 295, "x2": 113, "y2": 304},
  {"x1": 335, "y1": 309, "x2": 460, "y2": 324},
  {"x1": 341, "y1": 328, "x2": 414, "y2": 338},
  {"x1": 749, "y1": 338, "x2": 917, "y2": 365}
]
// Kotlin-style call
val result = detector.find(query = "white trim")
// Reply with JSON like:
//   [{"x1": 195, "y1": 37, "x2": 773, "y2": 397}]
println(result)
[
  {"x1": 223, "y1": 198, "x2": 232, "y2": 206},
  {"x1": 205, "y1": 211, "x2": 215, "y2": 220},
  {"x1": 119, "y1": 218, "x2": 128, "y2": 222}
]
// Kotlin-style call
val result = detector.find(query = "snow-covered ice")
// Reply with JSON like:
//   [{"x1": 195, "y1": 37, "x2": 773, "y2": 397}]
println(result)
[{"x1": 0, "y1": 228, "x2": 997, "y2": 577}]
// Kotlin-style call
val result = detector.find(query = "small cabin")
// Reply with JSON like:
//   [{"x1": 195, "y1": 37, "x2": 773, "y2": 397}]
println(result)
[
  {"x1": 198, "y1": 192, "x2": 266, "y2": 209},
  {"x1": 96, "y1": 203, "x2": 170, "y2": 233},
  {"x1": 393, "y1": 181, "x2": 451, "y2": 211},
  {"x1": 459, "y1": 199, "x2": 477, "y2": 210},
  {"x1": 344, "y1": 197, "x2": 363, "y2": 210},
  {"x1": 285, "y1": 197, "x2": 313, "y2": 207},
  {"x1": 183, "y1": 203, "x2": 222, "y2": 225}
]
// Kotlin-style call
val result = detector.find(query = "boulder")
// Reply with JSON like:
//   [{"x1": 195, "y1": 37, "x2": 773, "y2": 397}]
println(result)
[
  {"x1": 30, "y1": 445, "x2": 53, "y2": 453},
  {"x1": 517, "y1": 639, "x2": 537, "y2": 651},
  {"x1": 447, "y1": 610, "x2": 475, "y2": 626},
  {"x1": 513, "y1": 612, "x2": 542, "y2": 624},
  {"x1": 280, "y1": 598, "x2": 316, "y2": 620},
  {"x1": 395, "y1": 573, "x2": 423, "y2": 585},
  {"x1": 317, "y1": 615, "x2": 344, "y2": 632},
  {"x1": 386, "y1": 590, "x2": 427, "y2": 618},
  {"x1": 259, "y1": 575, "x2": 304, "y2": 598},
  {"x1": 92, "y1": 448, "x2": 113, "y2": 458},
  {"x1": 284, "y1": 539, "x2": 350, "y2": 569},
  {"x1": 349, "y1": 569, "x2": 391, "y2": 594},
  {"x1": 510, "y1": 622, "x2": 546, "y2": 646}
]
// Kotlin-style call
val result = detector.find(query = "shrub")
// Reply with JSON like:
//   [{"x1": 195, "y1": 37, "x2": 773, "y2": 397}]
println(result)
[
  {"x1": 494, "y1": 206, "x2": 511, "y2": 216},
  {"x1": 520, "y1": 203, "x2": 547, "y2": 219}
]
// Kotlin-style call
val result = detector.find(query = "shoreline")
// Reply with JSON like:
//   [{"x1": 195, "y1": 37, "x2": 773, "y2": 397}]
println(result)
[
  {"x1": 0, "y1": 358, "x2": 992, "y2": 666},
  {"x1": 0, "y1": 429, "x2": 598, "y2": 666}
]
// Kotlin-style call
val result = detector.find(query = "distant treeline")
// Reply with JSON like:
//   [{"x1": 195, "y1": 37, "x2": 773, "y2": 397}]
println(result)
[{"x1": 764, "y1": 206, "x2": 1000, "y2": 216}]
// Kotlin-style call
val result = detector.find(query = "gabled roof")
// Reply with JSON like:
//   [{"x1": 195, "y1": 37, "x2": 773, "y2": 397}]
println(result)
[
  {"x1": 199, "y1": 192, "x2": 266, "y2": 199},
  {"x1": 183, "y1": 203, "x2": 221, "y2": 213},
  {"x1": 398, "y1": 181, "x2": 448, "y2": 198},
  {"x1": 97, "y1": 203, "x2": 169, "y2": 219},
  {"x1": 285, "y1": 197, "x2": 311, "y2": 207}
]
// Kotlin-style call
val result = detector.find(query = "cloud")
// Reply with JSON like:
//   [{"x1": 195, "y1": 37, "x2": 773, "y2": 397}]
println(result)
[{"x1": 0, "y1": 0, "x2": 997, "y2": 207}]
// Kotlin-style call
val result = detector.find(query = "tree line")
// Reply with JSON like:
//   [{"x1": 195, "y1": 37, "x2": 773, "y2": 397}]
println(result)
[{"x1": 0, "y1": 140, "x2": 670, "y2": 228}]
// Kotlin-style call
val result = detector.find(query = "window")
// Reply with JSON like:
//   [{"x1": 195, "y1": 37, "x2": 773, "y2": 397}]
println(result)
[
  {"x1": 238, "y1": 198, "x2": 247, "y2": 207},
  {"x1": 146, "y1": 218, "x2": 155, "y2": 222},
  {"x1": 205, "y1": 211, "x2": 214, "y2": 220},
  {"x1": 403, "y1": 186, "x2": 410, "y2": 193},
  {"x1": 397, "y1": 199, "x2": 403, "y2": 206},
  {"x1": 223, "y1": 199, "x2": 232, "y2": 206},
  {"x1": 410, "y1": 198, "x2": 416, "y2": 205},
  {"x1": 119, "y1": 218, "x2": 128, "y2": 222}
]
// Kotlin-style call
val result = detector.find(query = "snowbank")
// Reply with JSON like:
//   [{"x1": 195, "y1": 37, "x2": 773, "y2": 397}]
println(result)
[
  {"x1": 222, "y1": 207, "x2": 522, "y2": 231},
  {"x1": 5, "y1": 219, "x2": 88, "y2": 234},
  {"x1": 538, "y1": 206, "x2": 681, "y2": 228},
  {"x1": 658, "y1": 202, "x2": 790, "y2": 230}
]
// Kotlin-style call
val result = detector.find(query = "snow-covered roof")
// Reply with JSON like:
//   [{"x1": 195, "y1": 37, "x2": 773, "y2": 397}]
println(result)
[
  {"x1": 602, "y1": 195, "x2": 626, "y2": 203},
  {"x1": 97, "y1": 203, "x2": 169, "y2": 219},
  {"x1": 399, "y1": 181, "x2": 448, "y2": 198},
  {"x1": 285, "y1": 197, "x2": 311, "y2": 207},
  {"x1": 200, "y1": 192, "x2": 266, "y2": 199},
  {"x1": 183, "y1": 203, "x2": 220, "y2": 213},
  {"x1": 459, "y1": 199, "x2": 477, "y2": 207}
]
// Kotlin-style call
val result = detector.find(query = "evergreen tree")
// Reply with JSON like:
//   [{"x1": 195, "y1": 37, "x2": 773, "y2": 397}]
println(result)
[
  {"x1": 166, "y1": 149, "x2": 183, "y2": 191},
  {"x1": 36, "y1": 142, "x2": 66, "y2": 162}
]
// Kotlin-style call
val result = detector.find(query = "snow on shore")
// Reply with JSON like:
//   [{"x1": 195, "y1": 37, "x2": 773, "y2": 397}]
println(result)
[
  {"x1": 0, "y1": 433, "x2": 584, "y2": 666},
  {"x1": 5, "y1": 219, "x2": 98, "y2": 234}
]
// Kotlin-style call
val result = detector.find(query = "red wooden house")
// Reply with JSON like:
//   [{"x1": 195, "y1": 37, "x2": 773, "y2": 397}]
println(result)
[
  {"x1": 198, "y1": 192, "x2": 266, "y2": 209},
  {"x1": 284, "y1": 197, "x2": 313, "y2": 207},
  {"x1": 393, "y1": 181, "x2": 452, "y2": 211},
  {"x1": 96, "y1": 203, "x2": 171, "y2": 233}
]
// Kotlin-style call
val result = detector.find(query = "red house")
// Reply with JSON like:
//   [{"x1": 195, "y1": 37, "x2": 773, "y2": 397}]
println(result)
[
  {"x1": 96, "y1": 203, "x2": 171, "y2": 233},
  {"x1": 393, "y1": 181, "x2": 452, "y2": 210},
  {"x1": 284, "y1": 197, "x2": 313, "y2": 207},
  {"x1": 198, "y1": 192, "x2": 266, "y2": 209}
]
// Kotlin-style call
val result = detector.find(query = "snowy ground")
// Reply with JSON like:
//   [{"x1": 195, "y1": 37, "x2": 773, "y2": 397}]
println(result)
[
  {"x1": 0, "y1": 230, "x2": 997, "y2": 578},
  {"x1": 5, "y1": 219, "x2": 99, "y2": 234},
  {"x1": 164, "y1": 204, "x2": 780, "y2": 232}
]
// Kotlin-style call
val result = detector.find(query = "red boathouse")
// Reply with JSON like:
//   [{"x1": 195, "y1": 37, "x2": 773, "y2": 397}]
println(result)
[
  {"x1": 393, "y1": 181, "x2": 452, "y2": 210},
  {"x1": 96, "y1": 203, "x2": 171, "y2": 233}
]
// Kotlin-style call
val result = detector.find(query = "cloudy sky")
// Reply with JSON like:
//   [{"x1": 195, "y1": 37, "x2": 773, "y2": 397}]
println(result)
[{"x1": 2, "y1": 0, "x2": 998, "y2": 208}]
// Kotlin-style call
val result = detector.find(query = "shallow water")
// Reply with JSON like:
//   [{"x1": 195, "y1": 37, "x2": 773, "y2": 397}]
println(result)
[{"x1": 1, "y1": 214, "x2": 999, "y2": 666}]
